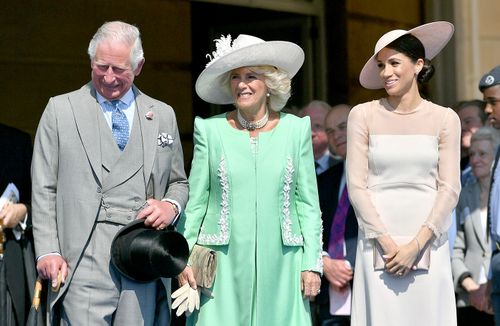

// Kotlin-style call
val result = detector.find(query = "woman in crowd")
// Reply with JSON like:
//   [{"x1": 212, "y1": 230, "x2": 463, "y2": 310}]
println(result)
[
  {"x1": 452, "y1": 127, "x2": 498, "y2": 325},
  {"x1": 346, "y1": 21, "x2": 460, "y2": 325},
  {"x1": 177, "y1": 34, "x2": 322, "y2": 325}
]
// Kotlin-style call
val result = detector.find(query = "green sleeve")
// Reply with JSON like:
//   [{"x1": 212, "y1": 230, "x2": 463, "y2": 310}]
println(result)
[
  {"x1": 296, "y1": 117, "x2": 323, "y2": 273},
  {"x1": 177, "y1": 117, "x2": 210, "y2": 251}
]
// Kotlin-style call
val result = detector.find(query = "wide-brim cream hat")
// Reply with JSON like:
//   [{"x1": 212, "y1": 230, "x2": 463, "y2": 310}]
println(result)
[
  {"x1": 359, "y1": 21, "x2": 454, "y2": 89},
  {"x1": 195, "y1": 34, "x2": 305, "y2": 104}
]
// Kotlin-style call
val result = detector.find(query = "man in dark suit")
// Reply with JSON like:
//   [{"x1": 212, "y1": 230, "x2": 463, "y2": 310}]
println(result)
[
  {"x1": 0, "y1": 123, "x2": 36, "y2": 326},
  {"x1": 315, "y1": 104, "x2": 357, "y2": 326}
]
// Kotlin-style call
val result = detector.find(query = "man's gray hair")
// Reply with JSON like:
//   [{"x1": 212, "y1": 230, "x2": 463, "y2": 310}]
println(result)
[{"x1": 88, "y1": 21, "x2": 144, "y2": 70}]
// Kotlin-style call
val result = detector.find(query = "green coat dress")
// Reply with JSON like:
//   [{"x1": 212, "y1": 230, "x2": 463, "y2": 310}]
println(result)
[{"x1": 178, "y1": 112, "x2": 322, "y2": 326}]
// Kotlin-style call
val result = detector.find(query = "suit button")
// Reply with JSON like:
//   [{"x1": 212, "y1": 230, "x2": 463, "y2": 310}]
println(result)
[{"x1": 97, "y1": 187, "x2": 102, "y2": 193}]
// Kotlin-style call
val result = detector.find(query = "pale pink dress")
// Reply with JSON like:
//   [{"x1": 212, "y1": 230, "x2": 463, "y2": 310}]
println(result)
[{"x1": 346, "y1": 98, "x2": 460, "y2": 326}]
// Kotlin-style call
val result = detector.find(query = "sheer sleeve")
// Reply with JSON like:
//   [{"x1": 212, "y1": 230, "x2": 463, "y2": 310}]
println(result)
[
  {"x1": 346, "y1": 104, "x2": 388, "y2": 238},
  {"x1": 423, "y1": 108, "x2": 461, "y2": 238}
]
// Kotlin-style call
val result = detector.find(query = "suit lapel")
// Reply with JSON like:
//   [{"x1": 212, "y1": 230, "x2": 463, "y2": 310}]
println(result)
[
  {"x1": 70, "y1": 84, "x2": 103, "y2": 185},
  {"x1": 318, "y1": 164, "x2": 342, "y2": 246},
  {"x1": 134, "y1": 87, "x2": 159, "y2": 188},
  {"x1": 469, "y1": 183, "x2": 488, "y2": 251}
]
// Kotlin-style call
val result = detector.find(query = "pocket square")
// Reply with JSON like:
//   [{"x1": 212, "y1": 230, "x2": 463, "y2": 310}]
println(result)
[{"x1": 157, "y1": 133, "x2": 174, "y2": 147}]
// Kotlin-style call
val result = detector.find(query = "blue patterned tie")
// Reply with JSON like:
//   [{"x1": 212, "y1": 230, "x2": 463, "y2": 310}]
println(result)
[{"x1": 110, "y1": 100, "x2": 129, "y2": 151}]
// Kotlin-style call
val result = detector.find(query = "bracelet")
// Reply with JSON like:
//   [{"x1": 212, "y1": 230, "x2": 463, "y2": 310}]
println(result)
[{"x1": 414, "y1": 237, "x2": 421, "y2": 254}]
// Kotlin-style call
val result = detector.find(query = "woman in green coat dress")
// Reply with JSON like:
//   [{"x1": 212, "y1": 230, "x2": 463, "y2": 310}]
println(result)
[{"x1": 176, "y1": 34, "x2": 323, "y2": 325}]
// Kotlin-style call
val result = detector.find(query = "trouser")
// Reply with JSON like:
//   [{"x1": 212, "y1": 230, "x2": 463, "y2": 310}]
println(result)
[
  {"x1": 60, "y1": 222, "x2": 169, "y2": 326},
  {"x1": 491, "y1": 250, "x2": 500, "y2": 326}
]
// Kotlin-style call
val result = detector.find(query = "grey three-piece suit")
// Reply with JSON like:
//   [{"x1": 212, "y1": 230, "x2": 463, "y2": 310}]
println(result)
[{"x1": 31, "y1": 83, "x2": 188, "y2": 325}]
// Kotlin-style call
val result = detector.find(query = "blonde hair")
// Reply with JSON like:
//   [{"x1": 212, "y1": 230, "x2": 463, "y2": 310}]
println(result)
[{"x1": 223, "y1": 65, "x2": 292, "y2": 111}]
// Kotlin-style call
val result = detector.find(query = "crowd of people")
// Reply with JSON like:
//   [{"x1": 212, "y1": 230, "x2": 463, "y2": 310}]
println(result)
[{"x1": 1, "y1": 19, "x2": 500, "y2": 326}]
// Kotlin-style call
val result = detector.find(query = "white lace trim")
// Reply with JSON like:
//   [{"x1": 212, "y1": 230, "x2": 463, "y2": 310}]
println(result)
[
  {"x1": 198, "y1": 156, "x2": 230, "y2": 244},
  {"x1": 282, "y1": 157, "x2": 304, "y2": 245},
  {"x1": 314, "y1": 224, "x2": 324, "y2": 274}
]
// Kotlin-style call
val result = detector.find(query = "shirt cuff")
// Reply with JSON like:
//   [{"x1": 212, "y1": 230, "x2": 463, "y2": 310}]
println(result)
[
  {"x1": 458, "y1": 272, "x2": 473, "y2": 288},
  {"x1": 37, "y1": 252, "x2": 62, "y2": 262},
  {"x1": 12, "y1": 213, "x2": 28, "y2": 240}
]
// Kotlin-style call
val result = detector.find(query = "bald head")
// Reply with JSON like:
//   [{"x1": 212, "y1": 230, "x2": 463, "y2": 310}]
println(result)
[
  {"x1": 325, "y1": 104, "x2": 351, "y2": 160},
  {"x1": 302, "y1": 100, "x2": 331, "y2": 159}
]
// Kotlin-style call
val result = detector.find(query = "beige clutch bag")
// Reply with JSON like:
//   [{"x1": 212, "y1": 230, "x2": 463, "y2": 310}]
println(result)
[
  {"x1": 373, "y1": 236, "x2": 430, "y2": 271},
  {"x1": 188, "y1": 244, "x2": 217, "y2": 288}
]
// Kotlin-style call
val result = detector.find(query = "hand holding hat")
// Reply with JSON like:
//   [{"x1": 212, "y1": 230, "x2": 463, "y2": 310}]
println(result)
[{"x1": 110, "y1": 218, "x2": 189, "y2": 282}]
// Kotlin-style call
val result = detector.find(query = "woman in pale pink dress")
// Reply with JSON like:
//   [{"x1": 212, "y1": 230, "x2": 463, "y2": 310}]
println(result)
[{"x1": 347, "y1": 21, "x2": 460, "y2": 326}]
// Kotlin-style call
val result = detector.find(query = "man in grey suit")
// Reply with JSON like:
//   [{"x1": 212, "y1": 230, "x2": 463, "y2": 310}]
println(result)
[{"x1": 31, "y1": 21, "x2": 188, "y2": 325}]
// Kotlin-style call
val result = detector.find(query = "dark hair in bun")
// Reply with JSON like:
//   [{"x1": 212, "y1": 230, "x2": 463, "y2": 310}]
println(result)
[{"x1": 386, "y1": 34, "x2": 434, "y2": 84}]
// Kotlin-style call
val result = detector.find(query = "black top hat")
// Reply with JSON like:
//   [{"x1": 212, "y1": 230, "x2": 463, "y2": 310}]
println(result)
[{"x1": 110, "y1": 219, "x2": 189, "y2": 282}]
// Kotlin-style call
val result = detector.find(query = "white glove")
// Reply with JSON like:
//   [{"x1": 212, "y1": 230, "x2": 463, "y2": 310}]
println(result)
[
  {"x1": 171, "y1": 283, "x2": 200, "y2": 316},
  {"x1": 186, "y1": 287, "x2": 200, "y2": 316}
]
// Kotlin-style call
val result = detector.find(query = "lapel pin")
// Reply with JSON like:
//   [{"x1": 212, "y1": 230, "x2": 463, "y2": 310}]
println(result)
[{"x1": 145, "y1": 111, "x2": 154, "y2": 120}]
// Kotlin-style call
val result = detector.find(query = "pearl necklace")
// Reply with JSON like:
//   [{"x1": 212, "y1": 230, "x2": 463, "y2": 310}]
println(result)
[{"x1": 237, "y1": 110, "x2": 269, "y2": 131}]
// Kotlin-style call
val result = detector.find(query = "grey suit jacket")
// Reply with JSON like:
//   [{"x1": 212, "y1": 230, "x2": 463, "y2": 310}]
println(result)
[
  {"x1": 451, "y1": 179, "x2": 491, "y2": 307},
  {"x1": 31, "y1": 83, "x2": 188, "y2": 308}
]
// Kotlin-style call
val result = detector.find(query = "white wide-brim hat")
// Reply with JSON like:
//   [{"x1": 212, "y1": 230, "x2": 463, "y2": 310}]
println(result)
[
  {"x1": 359, "y1": 21, "x2": 454, "y2": 89},
  {"x1": 195, "y1": 34, "x2": 305, "y2": 104}
]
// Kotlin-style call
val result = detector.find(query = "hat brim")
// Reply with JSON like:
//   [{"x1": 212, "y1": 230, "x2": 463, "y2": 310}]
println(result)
[
  {"x1": 195, "y1": 41, "x2": 304, "y2": 104},
  {"x1": 110, "y1": 219, "x2": 189, "y2": 282},
  {"x1": 359, "y1": 21, "x2": 454, "y2": 89}
]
